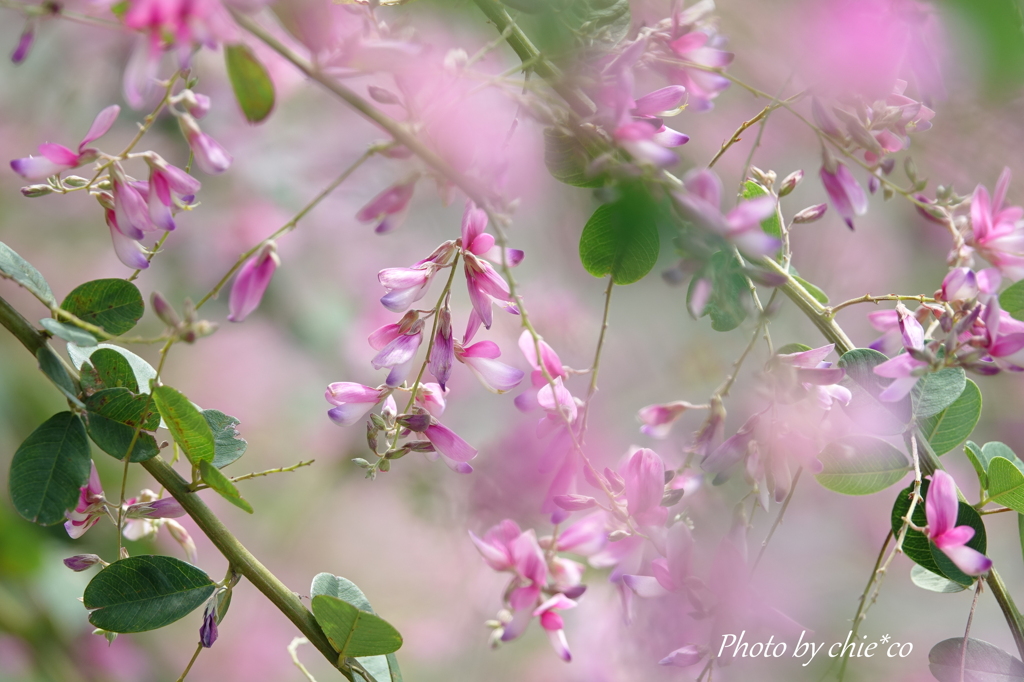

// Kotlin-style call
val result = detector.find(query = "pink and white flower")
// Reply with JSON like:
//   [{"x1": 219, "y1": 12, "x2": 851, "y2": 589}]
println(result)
[
  {"x1": 926, "y1": 470, "x2": 991, "y2": 576},
  {"x1": 11, "y1": 105, "x2": 119, "y2": 181},
  {"x1": 326, "y1": 382, "x2": 385, "y2": 426}
]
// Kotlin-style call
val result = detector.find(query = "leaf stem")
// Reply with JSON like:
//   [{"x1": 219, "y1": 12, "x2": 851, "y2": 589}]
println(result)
[{"x1": 175, "y1": 643, "x2": 203, "y2": 682}]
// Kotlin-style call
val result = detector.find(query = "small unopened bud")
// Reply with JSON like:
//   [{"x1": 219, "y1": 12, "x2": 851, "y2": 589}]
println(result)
[
  {"x1": 21, "y1": 184, "x2": 53, "y2": 198},
  {"x1": 92, "y1": 629, "x2": 118, "y2": 645},
  {"x1": 11, "y1": 23, "x2": 34, "y2": 64},
  {"x1": 119, "y1": 546, "x2": 129, "y2": 560},
  {"x1": 151, "y1": 292, "x2": 181, "y2": 327},
  {"x1": 385, "y1": 446, "x2": 409, "y2": 460},
  {"x1": 792, "y1": 203, "x2": 828, "y2": 224},
  {"x1": 378, "y1": 458, "x2": 391, "y2": 472},
  {"x1": 882, "y1": 184, "x2": 894, "y2": 201},
  {"x1": 396, "y1": 413, "x2": 431, "y2": 432},
  {"x1": 778, "y1": 170, "x2": 803, "y2": 197},
  {"x1": 407, "y1": 440, "x2": 435, "y2": 453},
  {"x1": 750, "y1": 166, "x2": 775, "y2": 188},
  {"x1": 553, "y1": 494, "x2": 597, "y2": 511},
  {"x1": 366, "y1": 422, "x2": 379, "y2": 452},
  {"x1": 368, "y1": 86, "x2": 401, "y2": 105},
  {"x1": 381, "y1": 395, "x2": 397, "y2": 425},
  {"x1": 165, "y1": 519, "x2": 197, "y2": 565},
  {"x1": 178, "y1": 90, "x2": 211, "y2": 119},
  {"x1": 199, "y1": 602, "x2": 219, "y2": 648},
  {"x1": 352, "y1": 458, "x2": 371, "y2": 469},
  {"x1": 64, "y1": 554, "x2": 103, "y2": 572},
  {"x1": 868, "y1": 175, "x2": 880, "y2": 195},
  {"x1": 904, "y1": 156, "x2": 918, "y2": 183},
  {"x1": 125, "y1": 497, "x2": 186, "y2": 519},
  {"x1": 63, "y1": 175, "x2": 89, "y2": 188}
]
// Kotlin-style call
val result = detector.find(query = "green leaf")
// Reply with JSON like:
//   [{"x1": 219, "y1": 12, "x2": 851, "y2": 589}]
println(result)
[
  {"x1": 741, "y1": 180, "x2": 782, "y2": 240},
  {"x1": 987, "y1": 457, "x2": 1024, "y2": 513},
  {"x1": 204, "y1": 410, "x2": 247, "y2": 469},
  {"x1": 910, "y1": 565, "x2": 966, "y2": 593},
  {"x1": 0, "y1": 241, "x2": 57, "y2": 307},
  {"x1": 198, "y1": 460, "x2": 253, "y2": 513},
  {"x1": 1019, "y1": 513, "x2": 1024, "y2": 568},
  {"x1": 311, "y1": 595, "x2": 403, "y2": 659},
  {"x1": 86, "y1": 348, "x2": 139, "y2": 392},
  {"x1": 152, "y1": 386, "x2": 215, "y2": 465},
  {"x1": 815, "y1": 435, "x2": 910, "y2": 495},
  {"x1": 929, "y1": 638, "x2": 1024, "y2": 682},
  {"x1": 687, "y1": 250, "x2": 748, "y2": 332},
  {"x1": 224, "y1": 44, "x2": 275, "y2": 124},
  {"x1": 39, "y1": 318, "x2": 97, "y2": 346},
  {"x1": 912, "y1": 367, "x2": 966, "y2": 419},
  {"x1": 36, "y1": 346, "x2": 83, "y2": 408},
  {"x1": 60, "y1": 279, "x2": 144, "y2": 336},
  {"x1": 1001, "y1": 279, "x2": 1024, "y2": 321},
  {"x1": 793, "y1": 275, "x2": 829, "y2": 305},
  {"x1": 68, "y1": 343, "x2": 157, "y2": 394},
  {"x1": 937, "y1": 0, "x2": 1024, "y2": 98},
  {"x1": 83, "y1": 556, "x2": 215, "y2": 633},
  {"x1": 965, "y1": 440, "x2": 988, "y2": 489},
  {"x1": 543, "y1": 129, "x2": 605, "y2": 188},
  {"x1": 776, "y1": 343, "x2": 813, "y2": 355},
  {"x1": 970, "y1": 441, "x2": 1024, "y2": 492},
  {"x1": 578, "y1": 184, "x2": 660, "y2": 285},
  {"x1": 9, "y1": 412, "x2": 91, "y2": 525},
  {"x1": 837, "y1": 348, "x2": 911, "y2": 435},
  {"x1": 891, "y1": 479, "x2": 988, "y2": 586},
  {"x1": 84, "y1": 388, "x2": 160, "y2": 463},
  {"x1": 918, "y1": 379, "x2": 981, "y2": 455}
]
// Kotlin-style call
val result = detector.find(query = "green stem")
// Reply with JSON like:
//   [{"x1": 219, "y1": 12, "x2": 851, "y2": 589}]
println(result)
[{"x1": 986, "y1": 568, "x2": 1024, "y2": 661}]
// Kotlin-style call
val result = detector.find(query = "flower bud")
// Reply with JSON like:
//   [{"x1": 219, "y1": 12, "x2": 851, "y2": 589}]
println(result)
[
  {"x1": 396, "y1": 413, "x2": 431, "y2": 432},
  {"x1": 792, "y1": 203, "x2": 828, "y2": 224},
  {"x1": 368, "y1": 86, "x2": 400, "y2": 105},
  {"x1": 64, "y1": 554, "x2": 103, "y2": 572},
  {"x1": 20, "y1": 184, "x2": 53, "y2": 198},
  {"x1": 178, "y1": 90, "x2": 212, "y2": 119},
  {"x1": 378, "y1": 458, "x2": 391, "y2": 472},
  {"x1": 199, "y1": 602, "x2": 218, "y2": 648},
  {"x1": 151, "y1": 292, "x2": 181, "y2": 327},
  {"x1": 778, "y1": 170, "x2": 803, "y2": 197},
  {"x1": 227, "y1": 242, "x2": 279, "y2": 322},
  {"x1": 125, "y1": 496, "x2": 186, "y2": 519},
  {"x1": 11, "y1": 23, "x2": 34, "y2": 64}
]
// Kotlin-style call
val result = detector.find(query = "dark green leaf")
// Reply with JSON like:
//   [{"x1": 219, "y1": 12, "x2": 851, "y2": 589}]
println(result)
[
  {"x1": 85, "y1": 388, "x2": 159, "y2": 462},
  {"x1": 987, "y1": 457, "x2": 1024, "y2": 513},
  {"x1": 838, "y1": 348, "x2": 911, "y2": 435},
  {"x1": 224, "y1": 44, "x2": 275, "y2": 124},
  {"x1": 965, "y1": 440, "x2": 988, "y2": 489},
  {"x1": 918, "y1": 380, "x2": 981, "y2": 455},
  {"x1": 152, "y1": 386, "x2": 215, "y2": 465},
  {"x1": 312, "y1": 595, "x2": 403, "y2": 659},
  {"x1": 36, "y1": 346, "x2": 83, "y2": 407},
  {"x1": 60, "y1": 279, "x2": 144, "y2": 336},
  {"x1": 579, "y1": 184, "x2": 660, "y2": 285},
  {"x1": 891, "y1": 479, "x2": 987, "y2": 586},
  {"x1": 912, "y1": 367, "x2": 966, "y2": 419},
  {"x1": 741, "y1": 180, "x2": 782, "y2": 241},
  {"x1": 39, "y1": 318, "x2": 97, "y2": 346},
  {"x1": 9, "y1": 412, "x2": 91, "y2": 525},
  {"x1": 199, "y1": 460, "x2": 252, "y2": 513},
  {"x1": 83, "y1": 556, "x2": 215, "y2": 633},
  {"x1": 204, "y1": 410, "x2": 247, "y2": 469},
  {"x1": 87, "y1": 348, "x2": 139, "y2": 392},
  {"x1": 311, "y1": 573, "x2": 374, "y2": 612},
  {"x1": 68, "y1": 343, "x2": 157, "y2": 394},
  {"x1": 687, "y1": 250, "x2": 748, "y2": 332},
  {"x1": 1001, "y1": 279, "x2": 1024, "y2": 321},
  {"x1": 910, "y1": 565, "x2": 966, "y2": 593},
  {"x1": 815, "y1": 435, "x2": 910, "y2": 495},
  {"x1": 543, "y1": 128, "x2": 605, "y2": 188},
  {"x1": 793, "y1": 275, "x2": 829, "y2": 305},
  {"x1": 929, "y1": 637, "x2": 1024, "y2": 682},
  {"x1": 970, "y1": 441, "x2": 1024, "y2": 491},
  {"x1": 0, "y1": 241, "x2": 57, "y2": 307}
]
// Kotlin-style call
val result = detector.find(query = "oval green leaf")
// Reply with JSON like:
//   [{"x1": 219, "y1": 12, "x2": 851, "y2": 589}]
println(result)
[
  {"x1": 578, "y1": 184, "x2": 660, "y2": 285},
  {"x1": 68, "y1": 343, "x2": 157, "y2": 394},
  {"x1": 83, "y1": 555, "x2": 215, "y2": 633},
  {"x1": 687, "y1": 250, "x2": 749, "y2": 332},
  {"x1": 838, "y1": 348, "x2": 911, "y2": 435},
  {"x1": 815, "y1": 435, "x2": 910, "y2": 495},
  {"x1": 910, "y1": 565, "x2": 966, "y2": 593},
  {"x1": 85, "y1": 348, "x2": 139, "y2": 392},
  {"x1": 199, "y1": 460, "x2": 252, "y2": 513},
  {"x1": 0, "y1": 241, "x2": 57, "y2": 307},
  {"x1": 891, "y1": 479, "x2": 988, "y2": 586},
  {"x1": 39, "y1": 317, "x2": 97, "y2": 346},
  {"x1": 204, "y1": 410, "x2": 247, "y2": 469},
  {"x1": 85, "y1": 388, "x2": 160, "y2": 463},
  {"x1": 36, "y1": 346, "x2": 83, "y2": 408},
  {"x1": 312, "y1": 595, "x2": 403, "y2": 659},
  {"x1": 60, "y1": 279, "x2": 144, "y2": 336},
  {"x1": 929, "y1": 638, "x2": 1024, "y2": 682},
  {"x1": 912, "y1": 367, "x2": 966, "y2": 419},
  {"x1": 987, "y1": 457, "x2": 1024, "y2": 513},
  {"x1": 225, "y1": 44, "x2": 275, "y2": 124},
  {"x1": 9, "y1": 412, "x2": 91, "y2": 525},
  {"x1": 312, "y1": 573, "x2": 374, "y2": 612},
  {"x1": 543, "y1": 128, "x2": 605, "y2": 188},
  {"x1": 741, "y1": 180, "x2": 782, "y2": 241},
  {"x1": 1001, "y1": 279, "x2": 1024, "y2": 321},
  {"x1": 152, "y1": 385, "x2": 215, "y2": 465},
  {"x1": 918, "y1": 379, "x2": 981, "y2": 455}
]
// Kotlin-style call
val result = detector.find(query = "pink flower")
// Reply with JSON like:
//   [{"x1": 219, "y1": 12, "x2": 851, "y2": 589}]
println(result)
[
  {"x1": 674, "y1": 168, "x2": 780, "y2": 257},
  {"x1": 873, "y1": 303, "x2": 930, "y2": 401},
  {"x1": 144, "y1": 155, "x2": 201, "y2": 231},
  {"x1": 369, "y1": 314, "x2": 424, "y2": 386},
  {"x1": 357, "y1": 180, "x2": 416, "y2": 234},
  {"x1": 637, "y1": 400, "x2": 702, "y2": 439},
  {"x1": 65, "y1": 462, "x2": 105, "y2": 539},
  {"x1": 968, "y1": 168, "x2": 1024, "y2": 280},
  {"x1": 11, "y1": 105, "x2": 119, "y2": 180},
  {"x1": 772, "y1": 344, "x2": 851, "y2": 409},
  {"x1": 428, "y1": 306, "x2": 454, "y2": 389},
  {"x1": 660, "y1": 644, "x2": 706, "y2": 668},
  {"x1": 378, "y1": 241, "x2": 457, "y2": 313},
  {"x1": 649, "y1": 4, "x2": 734, "y2": 111},
  {"x1": 227, "y1": 242, "x2": 279, "y2": 322},
  {"x1": 63, "y1": 554, "x2": 103, "y2": 572},
  {"x1": 622, "y1": 448, "x2": 668, "y2": 527},
  {"x1": 165, "y1": 518, "x2": 198, "y2": 564},
  {"x1": 470, "y1": 519, "x2": 522, "y2": 572},
  {"x1": 179, "y1": 114, "x2": 232, "y2": 175},
  {"x1": 926, "y1": 470, "x2": 992, "y2": 576},
  {"x1": 820, "y1": 156, "x2": 868, "y2": 230},
  {"x1": 124, "y1": 496, "x2": 186, "y2": 519},
  {"x1": 533, "y1": 594, "x2": 577, "y2": 662},
  {"x1": 455, "y1": 340, "x2": 524, "y2": 394},
  {"x1": 105, "y1": 208, "x2": 150, "y2": 270},
  {"x1": 460, "y1": 201, "x2": 524, "y2": 267},
  {"x1": 423, "y1": 421, "x2": 477, "y2": 473},
  {"x1": 325, "y1": 382, "x2": 384, "y2": 426}
]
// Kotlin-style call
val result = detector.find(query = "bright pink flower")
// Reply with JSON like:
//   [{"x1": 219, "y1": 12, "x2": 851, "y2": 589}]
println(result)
[
  {"x1": 11, "y1": 24, "x2": 33, "y2": 64},
  {"x1": 227, "y1": 242, "x2": 279, "y2": 322},
  {"x1": 124, "y1": 496, "x2": 186, "y2": 519},
  {"x1": 874, "y1": 303, "x2": 929, "y2": 401},
  {"x1": 369, "y1": 315, "x2": 423, "y2": 387},
  {"x1": 820, "y1": 157, "x2": 868, "y2": 230},
  {"x1": 675, "y1": 168, "x2": 780, "y2": 257},
  {"x1": 423, "y1": 421, "x2": 477, "y2": 473},
  {"x1": 455, "y1": 340, "x2": 524, "y2": 394},
  {"x1": 144, "y1": 155, "x2": 201, "y2": 231},
  {"x1": 459, "y1": 203, "x2": 524, "y2": 267},
  {"x1": 414, "y1": 382, "x2": 447, "y2": 417},
  {"x1": 926, "y1": 471, "x2": 992, "y2": 576},
  {"x1": 939, "y1": 267, "x2": 979, "y2": 303},
  {"x1": 325, "y1": 382, "x2": 384, "y2": 426},
  {"x1": 379, "y1": 240, "x2": 458, "y2": 313},
  {"x1": 556, "y1": 511, "x2": 608, "y2": 556},
  {"x1": 469, "y1": 519, "x2": 522, "y2": 572},
  {"x1": 357, "y1": 180, "x2": 416, "y2": 234},
  {"x1": 773, "y1": 344, "x2": 851, "y2": 409},
  {"x1": 463, "y1": 253, "x2": 514, "y2": 329},
  {"x1": 428, "y1": 306, "x2": 454, "y2": 388},
  {"x1": 637, "y1": 400, "x2": 701, "y2": 439},
  {"x1": 533, "y1": 594, "x2": 577, "y2": 662},
  {"x1": 179, "y1": 114, "x2": 232, "y2": 175},
  {"x1": 105, "y1": 209, "x2": 150, "y2": 270},
  {"x1": 968, "y1": 168, "x2": 1024, "y2": 280},
  {"x1": 622, "y1": 448, "x2": 668, "y2": 526},
  {"x1": 11, "y1": 105, "x2": 119, "y2": 181},
  {"x1": 650, "y1": 3, "x2": 734, "y2": 111},
  {"x1": 64, "y1": 462, "x2": 105, "y2": 539}
]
